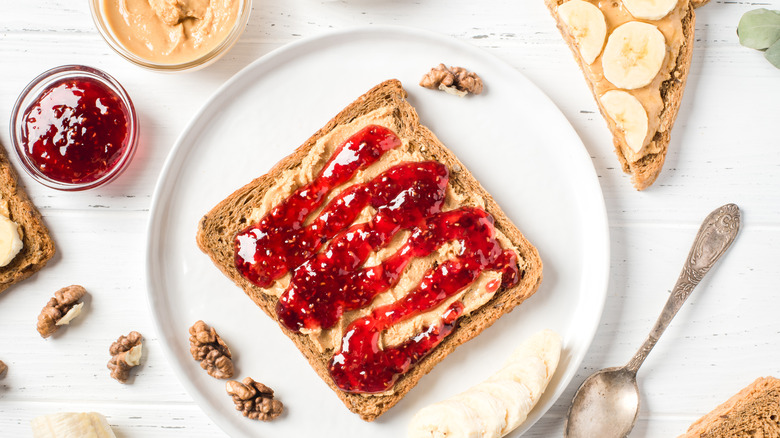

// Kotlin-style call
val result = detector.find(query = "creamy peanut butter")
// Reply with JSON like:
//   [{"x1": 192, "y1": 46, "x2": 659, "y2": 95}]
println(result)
[
  {"x1": 247, "y1": 108, "x2": 520, "y2": 356},
  {"x1": 102, "y1": 0, "x2": 239, "y2": 64},
  {"x1": 583, "y1": 0, "x2": 685, "y2": 162}
]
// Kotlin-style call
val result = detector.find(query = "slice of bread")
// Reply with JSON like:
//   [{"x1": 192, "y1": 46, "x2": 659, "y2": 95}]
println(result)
[
  {"x1": 196, "y1": 79, "x2": 543, "y2": 421},
  {"x1": 0, "y1": 143, "x2": 55, "y2": 294},
  {"x1": 545, "y1": 0, "x2": 706, "y2": 190},
  {"x1": 679, "y1": 376, "x2": 780, "y2": 437}
]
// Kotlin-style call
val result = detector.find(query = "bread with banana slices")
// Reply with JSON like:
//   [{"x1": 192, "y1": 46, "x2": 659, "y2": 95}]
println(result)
[
  {"x1": 545, "y1": 0, "x2": 709, "y2": 190},
  {"x1": 0, "y1": 142, "x2": 55, "y2": 294}
]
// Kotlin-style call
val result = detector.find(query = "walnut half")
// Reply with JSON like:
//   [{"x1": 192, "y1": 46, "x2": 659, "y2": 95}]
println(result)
[
  {"x1": 107, "y1": 331, "x2": 143, "y2": 383},
  {"x1": 226, "y1": 377, "x2": 283, "y2": 421},
  {"x1": 37, "y1": 285, "x2": 88, "y2": 338},
  {"x1": 420, "y1": 64, "x2": 484, "y2": 97},
  {"x1": 189, "y1": 320, "x2": 234, "y2": 379}
]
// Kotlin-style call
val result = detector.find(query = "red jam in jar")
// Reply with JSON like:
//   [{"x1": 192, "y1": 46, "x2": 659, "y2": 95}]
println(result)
[{"x1": 20, "y1": 76, "x2": 130, "y2": 184}]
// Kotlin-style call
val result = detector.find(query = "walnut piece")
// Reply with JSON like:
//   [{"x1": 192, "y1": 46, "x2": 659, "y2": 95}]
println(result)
[
  {"x1": 0, "y1": 360, "x2": 7, "y2": 378},
  {"x1": 420, "y1": 64, "x2": 484, "y2": 97},
  {"x1": 226, "y1": 377, "x2": 283, "y2": 421},
  {"x1": 36, "y1": 285, "x2": 88, "y2": 338},
  {"x1": 189, "y1": 320, "x2": 234, "y2": 379},
  {"x1": 107, "y1": 331, "x2": 143, "y2": 383}
]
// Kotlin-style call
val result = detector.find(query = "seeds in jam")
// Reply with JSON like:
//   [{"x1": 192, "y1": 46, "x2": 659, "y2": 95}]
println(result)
[
  {"x1": 20, "y1": 77, "x2": 130, "y2": 184},
  {"x1": 328, "y1": 208, "x2": 519, "y2": 393},
  {"x1": 235, "y1": 124, "x2": 521, "y2": 393},
  {"x1": 235, "y1": 125, "x2": 402, "y2": 287},
  {"x1": 274, "y1": 160, "x2": 449, "y2": 331}
]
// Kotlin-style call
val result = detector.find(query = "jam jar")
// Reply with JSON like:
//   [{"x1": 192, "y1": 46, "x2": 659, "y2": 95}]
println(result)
[{"x1": 10, "y1": 65, "x2": 138, "y2": 190}]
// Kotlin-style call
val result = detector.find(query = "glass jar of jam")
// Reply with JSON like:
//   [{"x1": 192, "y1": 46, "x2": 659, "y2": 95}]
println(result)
[{"x1": 10, "y1": 65, "x2": 138, "y2": 191}]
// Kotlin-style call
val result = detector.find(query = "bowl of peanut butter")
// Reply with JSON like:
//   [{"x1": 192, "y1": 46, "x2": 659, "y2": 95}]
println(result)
[{"x1": 89, "y1": 0, "x2": 251, "y2": 72}]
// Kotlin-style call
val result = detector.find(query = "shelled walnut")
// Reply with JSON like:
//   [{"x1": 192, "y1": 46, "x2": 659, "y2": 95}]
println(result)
[
  {"x1": 107, "y1": 331, "x2": 143, "y2": 383},
  {"x1": 0, "y1": 360, "x2": 7, "y2": 378},
  {"x1": 189, "y1": 320, "x2": 234, "y2": 379},
  {"x1": 226, "y1": 377, "x2": 283, "y2": 421},
  {"x1": 420, "y1": 64, "x2": 484, "y2": 97},
  {"x1": 36, "y1": 285, "x2": 88, "y2": 338}
]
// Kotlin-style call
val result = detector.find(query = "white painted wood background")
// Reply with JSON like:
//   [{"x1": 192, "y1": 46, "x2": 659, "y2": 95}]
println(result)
[{"x1": 1, "y1": 0, "x2": 779, "y2": 436}]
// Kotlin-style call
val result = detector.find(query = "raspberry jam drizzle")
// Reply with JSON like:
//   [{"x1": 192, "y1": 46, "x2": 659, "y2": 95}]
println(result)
[
  {"x1": 275, "y1": 160, "x2": 450, "y2": 332},
  {"x1": 328, "y1": 208, "x2": 519, "y2": 393},
  {"x1": 235, "y1": 125, "x2": 402, "y2": 287},
  {"x1": 20, "y1": 77, "x2": 130, "y2": 184},
  {"x1": 234, "y1": 124, "x2": 520, "y2": 393}
]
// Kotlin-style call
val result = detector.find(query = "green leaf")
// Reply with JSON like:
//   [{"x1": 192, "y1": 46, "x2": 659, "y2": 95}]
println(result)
[
  {"x1": 765, "y1": 39, "x2": 780, "y2": 69},
  {"x1": 738, "y1": 8, "x2": 780, "y2": 50}
]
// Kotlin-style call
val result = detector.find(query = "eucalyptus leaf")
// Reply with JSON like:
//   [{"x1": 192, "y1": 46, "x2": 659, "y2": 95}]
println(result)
[
  {"x1": 738, "y1": 8, "x2": 780, "y2": 50},
  {"x1": 765, "y1": 39, "x2": 780, "y2": 69}
]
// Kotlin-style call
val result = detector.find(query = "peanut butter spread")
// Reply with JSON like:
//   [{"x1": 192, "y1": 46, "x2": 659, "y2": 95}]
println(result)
[
  {"x1": 103, "y1": 0, "x2": 239, "y2": 64},
  {"x1": 0, "y1": 199, "x2": 11, "y2": 219},
  {"x1": 588, "y1": 0, "x2": 684, "y2": 162},
  {"x1": 247, "y1": 108, "x2": 520, "y2": 355}
]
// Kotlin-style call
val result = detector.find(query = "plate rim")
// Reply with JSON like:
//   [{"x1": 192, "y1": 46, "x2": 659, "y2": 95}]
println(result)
[{"x1": 145, "y1": 24, "x2": 610, "y2": 437}]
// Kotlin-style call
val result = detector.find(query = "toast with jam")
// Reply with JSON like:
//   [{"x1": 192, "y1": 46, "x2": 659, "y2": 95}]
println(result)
[
  {"x1": 545, "y1": 0, "x2": 709, "y2": 190},
  {"x1": 0, "y1": 143, "x2": 55, "y2": 294},
  {"x1": 196, "y1": 80, "x2": 543, "y2": 421}
]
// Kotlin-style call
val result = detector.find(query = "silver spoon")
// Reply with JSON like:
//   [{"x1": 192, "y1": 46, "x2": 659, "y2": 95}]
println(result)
[{"x1": 564, "y1": 203, "x2": 741, "y2": 438}]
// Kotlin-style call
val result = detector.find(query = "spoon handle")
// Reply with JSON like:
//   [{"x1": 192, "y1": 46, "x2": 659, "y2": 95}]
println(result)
[{"x1": 625, "y1": 203, "x2": 740, "y2": 374}]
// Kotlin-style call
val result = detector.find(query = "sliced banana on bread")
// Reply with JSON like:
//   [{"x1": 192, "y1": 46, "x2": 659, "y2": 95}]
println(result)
[
  {"x1": 545, "y1": 0, "x2": 709, "y2": 190},
  {"x1": 0, "y1": 142, "x2": 55, "y2": 294}
]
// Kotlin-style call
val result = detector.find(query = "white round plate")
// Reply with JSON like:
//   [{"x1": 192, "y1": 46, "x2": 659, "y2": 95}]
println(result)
[{"x1": 147, "y1": 26, "x2": 609, "y2": 438}]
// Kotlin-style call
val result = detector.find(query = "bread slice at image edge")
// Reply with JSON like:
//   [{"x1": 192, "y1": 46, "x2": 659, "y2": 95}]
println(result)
[
  {"x1": 545, "y1": 0, "x2": 707, "y2": 190},
  {"x1": 0, "y1": 144, "x2": 55, "y2": 294},
  {"x1": 196, "y1": 79, "x2": 543, "y2": 421},
  {"x1": 679, "y1": 376, "x2": 780, "y2": 437}
]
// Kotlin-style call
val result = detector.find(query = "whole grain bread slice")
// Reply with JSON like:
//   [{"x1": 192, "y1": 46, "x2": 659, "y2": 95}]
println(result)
[
  {"x1": 545, "y1": 0, "x2": 706, "y2": 190},
  {"x1": 679, "y1": 376, "x2": 780, "y2": 438},
  {"x1": 196, "y1": 79, "x2": 543, "y2": 421},
  {"x1": 0, "y1": 142, "x2": 55, "y2": 294}
]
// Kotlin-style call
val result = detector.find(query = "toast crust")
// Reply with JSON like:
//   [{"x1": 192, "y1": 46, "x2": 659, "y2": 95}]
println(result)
[
  {"x1": 679, "y1": 376, "x2": 780, "y2": 438},
  {"x1": 0, "y1": 143, "x2": 55, "y2": 294},
  {"x1": 545, "y1": 0, "x2": 698, "y2": 190},
  {"x1": 196, "y1": 80, "x2": 543, "y2": 421}
]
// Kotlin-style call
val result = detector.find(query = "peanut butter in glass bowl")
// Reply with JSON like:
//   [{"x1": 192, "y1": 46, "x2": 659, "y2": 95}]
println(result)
[{"x1": 89, "y1": 0, "x2": 252, "y2": 72}]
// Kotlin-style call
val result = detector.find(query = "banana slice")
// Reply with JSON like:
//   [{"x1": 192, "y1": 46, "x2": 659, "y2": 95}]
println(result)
[
  {"x1": 31, "y1": 412, "x2": 116, "y2": 438},
  {"x1": 557, "y1": 0, "x2": 608, "y2": 65},
  {"x1": 409, "y1": 390, "x2": 507, "y2": 438},
  {"x1": 622, "y1": 0, "x2": 678, "y2": 21},
  {"x1": 602, "y1": 21, "x2": 666, "y2": 90},
  {"x1": 408, "y1": 330, "x2": 561, "y2": 438},
  {"x1": 0, "y1": 215, "x2": 23, "y2": 267},
  {"x1": 600, "y1": 90, "x2": 649, "y2": 153}
]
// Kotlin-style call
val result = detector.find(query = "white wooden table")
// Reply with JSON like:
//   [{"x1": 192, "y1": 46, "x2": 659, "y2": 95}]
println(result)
[{"x1": 1, "y1": 1, "x2": 779, "y2": 436}]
